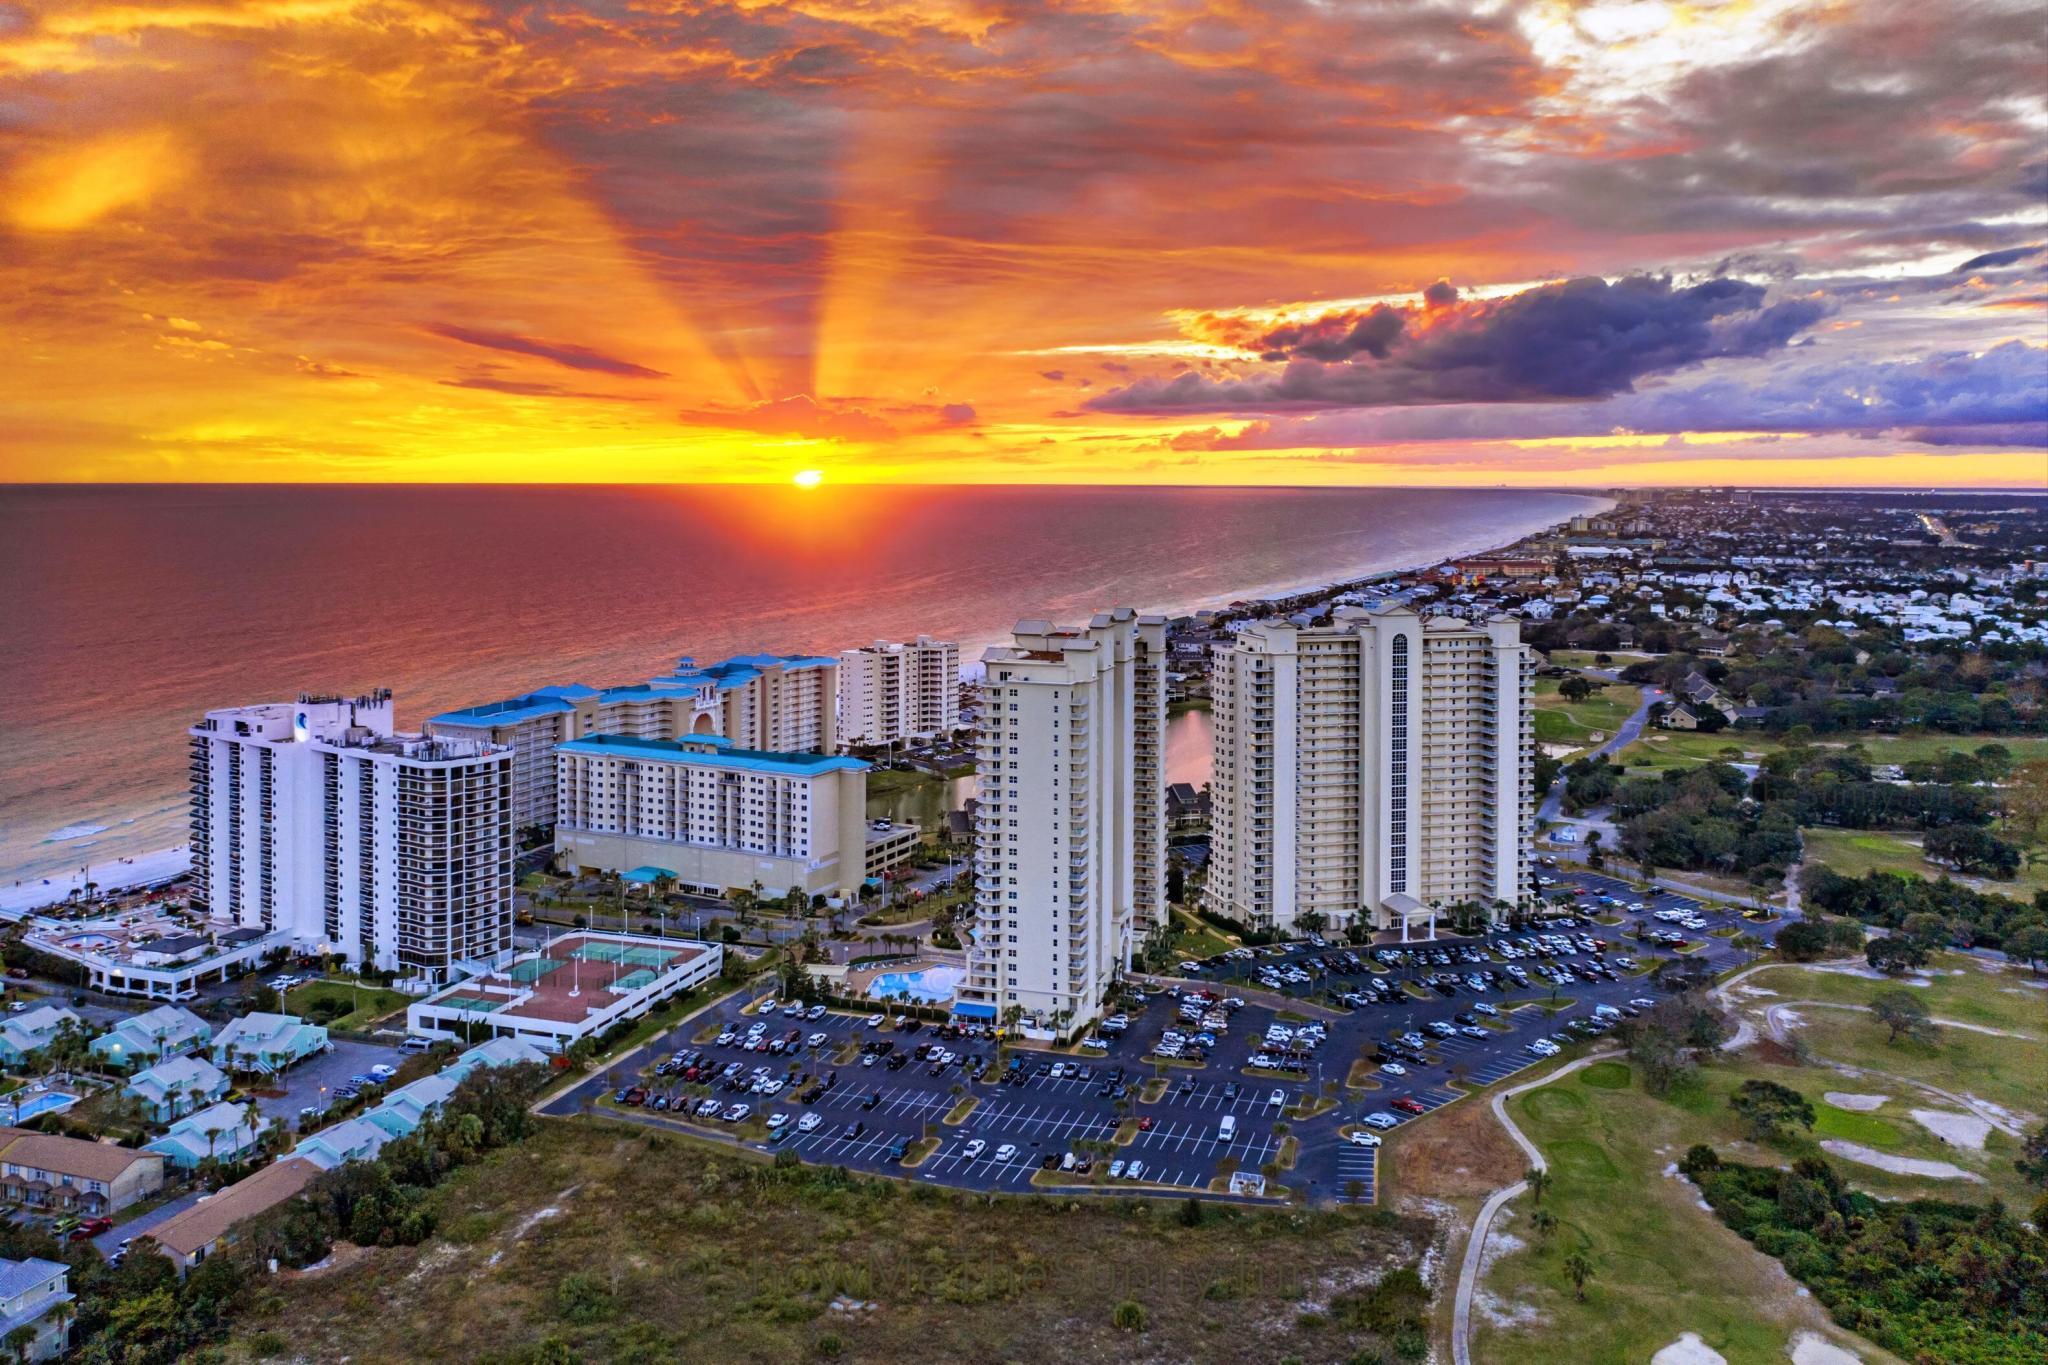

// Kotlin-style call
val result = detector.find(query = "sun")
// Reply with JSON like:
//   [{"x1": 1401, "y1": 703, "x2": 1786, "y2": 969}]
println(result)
[{"x1": 792, "y1": 468, "x2": 824, "y2": 489}]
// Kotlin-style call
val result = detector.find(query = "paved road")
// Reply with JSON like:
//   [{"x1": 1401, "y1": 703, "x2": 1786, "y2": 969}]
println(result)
[
  {"x1": 91, "y1": 1188, "x2": 209, "y2": 1258},
  {"x1": 1538, "y1": 684, "x2": 1662, "y2": 822}
]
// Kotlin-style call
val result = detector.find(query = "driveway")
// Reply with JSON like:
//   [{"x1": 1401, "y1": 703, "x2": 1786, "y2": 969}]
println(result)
[{"x1": 91, "y1": 1187, "x2": 210, "y2": 1257}]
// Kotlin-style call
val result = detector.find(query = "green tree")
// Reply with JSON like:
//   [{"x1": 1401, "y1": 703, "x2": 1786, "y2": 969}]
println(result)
[
  {"x1": 1562, "y1": 1248, "x2": 1594, "y2": 1302},
  {"x1": 1730, "y1": 1079, "x2": 1815, "y2": 1141},
  {"x1": 1870, "y1": 988, "x2": 1935, "y2": 1046},
  {"x1": 2016, "y1": 1121, "x2": 2048, "y2": 1189},
  {"x1": 1864, "y1": 935, "x2": 1927, "y2": 976},
  {"x1": 1524, "y1": 1166, "x2": 1551, "y2": 1205}
]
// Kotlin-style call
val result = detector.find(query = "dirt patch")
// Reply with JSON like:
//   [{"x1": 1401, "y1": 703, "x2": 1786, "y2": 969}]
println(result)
[
  {"x1": 1908, "y1": 1108, "x2": 1992, "y2": 1150},
  {"x1": 1652, "y1": 1332, "x2": 1730, "y2": 1365},
  {"x1": 1821, "y1": 1092, "x2": 1888, "y2": 1112},
  {"x1": 1381, "y1": 1075, "x2": 1524, "y2": 1201},
  {"x1": 1819, "y1": 1140, "x2": 1982, "y2": 1181},
  {"x1": 1789, "y1": 1330, "x2": 1864, "y2": 1364}
]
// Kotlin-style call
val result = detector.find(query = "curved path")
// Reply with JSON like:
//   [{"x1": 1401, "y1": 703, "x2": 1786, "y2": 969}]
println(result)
[{"x1": 1450, "y1": 1048, "x2": 1615, "y2": 1365}]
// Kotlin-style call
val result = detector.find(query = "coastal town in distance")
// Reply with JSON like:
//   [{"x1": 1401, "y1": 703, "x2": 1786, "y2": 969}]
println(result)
[{"x1": 0, "y1": 486, "x2": 2042, "y2": 1363}]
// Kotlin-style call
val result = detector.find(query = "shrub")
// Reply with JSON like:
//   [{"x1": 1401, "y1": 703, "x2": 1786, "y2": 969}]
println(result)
[
  {"x1": 1111, "y1": 1299, "x2": 1148, "y2": 1332},
  {"x1": 554, "y1": 1272, "x2": 614, "y2": 1324}
]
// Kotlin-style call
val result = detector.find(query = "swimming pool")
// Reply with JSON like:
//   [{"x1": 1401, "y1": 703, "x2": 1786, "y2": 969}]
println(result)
[
  {"x1": 7, "y1": 1091, "x2": 78, "y2": 1122},
  {"x1": 866, "y1": 966, "x2": 964, "y2": 1003}
]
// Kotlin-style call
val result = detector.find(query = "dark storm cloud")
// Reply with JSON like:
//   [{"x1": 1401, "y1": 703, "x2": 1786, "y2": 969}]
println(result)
[
  {"x1": 1955, "y1": 245, "x2": 2046, "y2": 272},
  {"x1": 1162, "y1": 340, "x2": 2048, "y2": 448},
  {"x1": 1092, "y1": 276, "x2": 1828, "y2": 414}
]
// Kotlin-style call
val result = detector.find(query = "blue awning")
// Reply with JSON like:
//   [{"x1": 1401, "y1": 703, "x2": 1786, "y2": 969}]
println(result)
[
  {"x1": 950, "y1": 1001, "x2": 997, "y2": 1019},
  {"x1": 621, "y1": 866, "x2": 676, "y2": 885}
]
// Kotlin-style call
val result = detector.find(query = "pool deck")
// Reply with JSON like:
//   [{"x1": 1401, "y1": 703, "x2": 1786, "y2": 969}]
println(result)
[{"x1": 849, "y1": 960, "x2": 963, "y2": 1005}]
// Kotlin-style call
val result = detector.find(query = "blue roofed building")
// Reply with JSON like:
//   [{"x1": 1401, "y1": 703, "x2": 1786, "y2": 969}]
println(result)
[
  {"x1": 146, "y1": 1102, "x2": 262, "y2": 1169},
  {"x1": 211, "y1": 1013, "x2": 329, "y2": 1076},
  {"x1": 0, "y1": 1256, "x2": 72, "y2": 1361},
  {"x1": 291, "y1": 1116, "x2": 390, "y2": 1171},
  {"x1": 89, "y1": 1004, "x2": 212, "y2": 1072},
  {"x1": 125, "y1": 1054, "x2": 231, "y2": 1123},
  {"x1": 553, "y1": 735, "x2": 872, "y2": 900},
  {"x1": 0, "y1": 1007, "x2": 82, "y2": 1067},
  {"x1": 428, "y1": 653, "x2": 839, "y2": 836}
]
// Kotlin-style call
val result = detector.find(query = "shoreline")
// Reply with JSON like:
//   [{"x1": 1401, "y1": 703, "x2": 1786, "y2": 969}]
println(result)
[{"x1": 1, "y1": 494, "x2": 1604, "y2": 913}]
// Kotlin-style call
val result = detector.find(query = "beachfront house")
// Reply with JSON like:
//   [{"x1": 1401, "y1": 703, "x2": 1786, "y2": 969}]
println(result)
[
  {"x1": 0, "y1": 1007, "x2": 84, "y2": 1067},
  {"x1": 89, "y1": 1005, "x2": 212, "y2": 1072},
  {"x1": 0, "y1": 1127, "x2": 165, "y2": 1215},
  {"x1": 0, "y1": 1257, "x2": 73, "y2": 1361},
  {"x1": 125, "y1": 1055, "x2": 231, "y2": 1123},
  {"x1": 210, "y1": 1013, "x2": 329, "y2": 1076},
  {"x1": 146, "y1": 1102, "x2": 263, "y2": 1169}
]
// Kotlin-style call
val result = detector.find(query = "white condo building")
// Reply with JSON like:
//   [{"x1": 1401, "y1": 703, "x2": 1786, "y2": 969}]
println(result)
[
  {"x1": 188, "y1": 692, "x2": 514, "y2": 981},
  {"x1": 552, "y1": 734, "x2": 877, "y2": 901},
  {"x1": 428, "y1": 653, "x2": 838, "y2": 835},
  {"x1": 959, "y1": 608, "x2": 1167, "y2": 1034},
  {"x1": 838, "y1": 637, "x2": 961, "y2": 746},
  {"x1": 1204, "y1": 607, "x2": 1534, "y2": 938}
]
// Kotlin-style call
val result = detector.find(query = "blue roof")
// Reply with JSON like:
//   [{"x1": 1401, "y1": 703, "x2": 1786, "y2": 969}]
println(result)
[
  {"x1": 0, "y1": 1257, "x2": 65, "y2": 1301},
  {"x1": 951, "y1": 1001, "x2": 997, "y2": 1019},
  {"x1": 431, "y1": 687, "x2": 593, "y2": 727},
  {"x1": 661, "y1": 653, "x2": 836, "y2": 689},
  {"x1": 556, "y1": 733, "x2": 867, "y2": 775}
]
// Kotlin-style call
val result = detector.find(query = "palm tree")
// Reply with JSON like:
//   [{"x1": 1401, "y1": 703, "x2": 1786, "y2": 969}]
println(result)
[
  {"x1": 1531, "y1": 1208, "x2": 1557, "y2": 1240},
  {"x1": 1563, "y1": 1247, "x2": 1594, "y2": 1301},
  {"x1": 1525, "y1": 1166, "x2": 1552, "y2": 1205}
]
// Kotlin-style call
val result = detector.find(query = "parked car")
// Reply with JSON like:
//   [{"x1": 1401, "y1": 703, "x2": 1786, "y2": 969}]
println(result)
[{"x1": 1347, "y1": 1130, "x2": 1382, "y2": 1148}]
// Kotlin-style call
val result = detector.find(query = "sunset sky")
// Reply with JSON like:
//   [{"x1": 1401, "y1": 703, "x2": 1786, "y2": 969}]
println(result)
[{"x1": 2, "y1": 0, "x2": 2044, "y2": 487}]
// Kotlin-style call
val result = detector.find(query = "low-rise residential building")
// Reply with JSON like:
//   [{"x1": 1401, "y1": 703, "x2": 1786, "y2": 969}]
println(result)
[
  {"x1": 553, "y1": 734, "x2": 871, "y2": 901},
  {"x1": 125, "y1": 1055, "x2": 232, "y2": 1123},
  {"x1": 407, "y1": 931, "x2": 722, "y2": 1053},
  {"x1": 148, "y1": 1156, "x2": 321, "y2": 1271},
  {"x1": 27, "y1": 912, "x2": 281, "y2": 1002},
  {"x1": 0, "y1": 1257, "x2": 72, "y2": 1362},
  {"x1": 146, "y1": 1102, "x2": 262, "y2": 1169},
  {"x1": 211, "y1": 1013, "x2": 330, "y2": 1075},
  {"x1": 291, "y1": 1116, "x2": 388, "y2": 1171},
  {"x1": 0, "y1": 1007, "x2": 82, "y2": 1067},
  {"x1": 0, "y1": 1128, "x2": 165, "y2": 1215},
  {"x1": 88, "y1": 1005, "x2": 212, "y2": 1071}
]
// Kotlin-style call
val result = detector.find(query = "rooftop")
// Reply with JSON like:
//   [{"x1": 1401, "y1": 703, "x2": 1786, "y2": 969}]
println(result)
[
  {"x1": 555, "y1": 733, "x2": 866, "y2": 776},
  {"x1": 421, "y1": 932, "x2": 710, "y2": 1027}
]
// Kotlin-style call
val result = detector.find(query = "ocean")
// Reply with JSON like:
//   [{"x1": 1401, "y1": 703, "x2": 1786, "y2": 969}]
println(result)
[{"x1": 0, "y1": 483, "x2": 1603, "y2": 887}]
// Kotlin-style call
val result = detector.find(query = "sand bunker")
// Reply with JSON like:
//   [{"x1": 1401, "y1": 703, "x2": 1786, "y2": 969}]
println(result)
[
  {"x1": 1789, "y1": 1330, "x2": 1862, "y2": 1364},
  {"x1": 1820, "y1": 1140, "x2": 1981, "y2": 1180},
  {"x1": 1823, "y1": 1092, "x2": 1888, "y2": 1112},
  {"x1": 1653, "y1": 1332, "x2": 1730, "y2": 1365},
  {"x1": 1910, "y1": 1109, "x2": 1992, "y2": 1149}
]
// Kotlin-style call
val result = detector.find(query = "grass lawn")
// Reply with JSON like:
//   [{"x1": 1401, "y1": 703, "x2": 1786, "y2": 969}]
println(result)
[
  {"x1": 1547, "y1": 650, "x2": 1659, "y2": 670},
  {"x1": 1801, "y1": 825, "x2": 2048, "y2": 901},
  {"x1": 282, "y1": 978, "x2": 412, "y2": 1031},
  {"x1": 1612, "y1": 731, "x2": 1778, "y2": 772},
  {"x1": 1531, "y1": 678, "x2": 1636, "y2": 747},
  {"x1": 1477, "y1": 1063, "x2": 1900, "y2": 1365},
  {"x1": 1617, "y1": 729, "x2": 2048, "y2": 775},
  {"x1": 1165, "y1": 908, "x2": 1237, "y2": 961},
  {"x1": 243, "y1": 1117, "x2": 1438, "y2": 1364}
]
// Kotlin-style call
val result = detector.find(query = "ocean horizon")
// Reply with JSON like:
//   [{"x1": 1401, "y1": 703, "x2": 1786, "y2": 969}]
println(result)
[{"x1": 0, "y1": 483, "x2": 1605, "y2": 890}]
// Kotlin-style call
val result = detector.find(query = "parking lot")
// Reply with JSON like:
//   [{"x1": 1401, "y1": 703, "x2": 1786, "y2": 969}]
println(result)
[
  {"x1": 253, "y1": 1037, "x2": 407, "y2": 1123},
  {"x1": 545, "y1": 864, "x2": 1779, "y2": 1205}
]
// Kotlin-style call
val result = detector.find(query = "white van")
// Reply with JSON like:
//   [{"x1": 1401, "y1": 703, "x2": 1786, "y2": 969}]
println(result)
[
  {"x1": 1218, "y1": 1114, "x2": 1237, "y2": 1143},
  {"x1": 399, "y1": 1037, "x2": 434, "y2": 1054}
]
